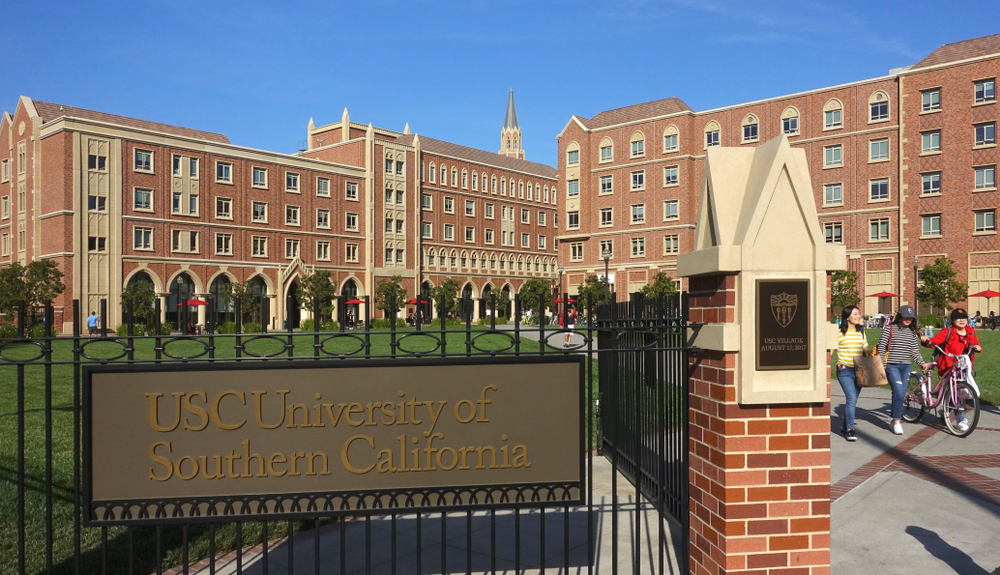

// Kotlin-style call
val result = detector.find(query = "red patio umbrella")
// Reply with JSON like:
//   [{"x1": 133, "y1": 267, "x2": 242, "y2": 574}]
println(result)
[
  {"x1": 970, "y1": 290, "x2": 1000, "y2": 299},
  {"x1": 554, "y1": 297, "x2": 577, "y2": 303},
  {"x1": 869, "y1": 291, "x2": 900, "y2": 298},
  {"x1": 406, "y1": 297, "x2": 429, "y2": 305},
  {"x1": 186, "y1": 299, "x2": 209, "y2": 306},
  {"x1": 345, "y1": 299, "x2": 365, "y2": 305}
]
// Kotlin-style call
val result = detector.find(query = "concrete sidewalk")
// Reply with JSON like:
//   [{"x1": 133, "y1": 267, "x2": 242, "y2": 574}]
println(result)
[{"x1": 830, "y1": 382, "x2": 1000, "y2": 575}]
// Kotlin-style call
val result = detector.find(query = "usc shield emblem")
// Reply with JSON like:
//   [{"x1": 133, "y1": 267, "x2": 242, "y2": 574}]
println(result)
[{"x1": 770, "y1": 293, "x2": 798, "y2": 328}]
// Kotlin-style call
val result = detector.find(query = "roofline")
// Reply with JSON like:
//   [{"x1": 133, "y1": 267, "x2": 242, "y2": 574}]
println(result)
[
  {"x1": 418, "y1": 147, "x2": 557, "y2": 180},
  {"x1": 310, "y1": 120, "x2": 400, "y2": 138},
  {"x1": 901, "y1": 49, "x2": 1000, "y2": 75},
  {"x1": 17, "y1": 95, "x2": 39, "y2": 120},
  {"x1": 556, "y1": 116, "x2": 589, "y2": 138},
  {"x1": 39, "y1": 116, "x2": 366, "y2": 174}
]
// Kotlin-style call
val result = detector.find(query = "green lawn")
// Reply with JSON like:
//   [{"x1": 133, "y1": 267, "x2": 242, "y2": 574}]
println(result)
[
  {"x1": 830, "y1": 328, "x2": 1000, "y2": 406},
  {"x1": 0, "y1": 329, "x2": 600, "y2": 575}
]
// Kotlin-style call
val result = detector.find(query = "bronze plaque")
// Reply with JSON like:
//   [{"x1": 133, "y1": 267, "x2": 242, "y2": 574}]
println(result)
[
  {"x1": 83, "y1": 357, "x2": 583, "y2": 525},
  {"x1": 756, "y1": 279, "x2": 810, "y2": 370}
]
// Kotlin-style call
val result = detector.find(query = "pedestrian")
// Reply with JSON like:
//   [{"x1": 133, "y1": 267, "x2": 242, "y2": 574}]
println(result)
[
  {"x1": 877, "y1": 305, "x2": 934, "y2": 435},
  {"x1": 922, "y1": 307, "x2": 982, "y2": 433},
  {"x1": 87, "y1": 311, "x2": 99, "y2": 338},
  {"x1": 562, "y1": 305, "x2": 577, "y2": 347},
  {"x1": 836, "y1": 305, "x2": 868, "y2": 442}
]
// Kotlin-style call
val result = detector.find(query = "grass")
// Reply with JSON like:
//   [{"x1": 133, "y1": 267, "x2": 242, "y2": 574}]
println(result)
[
  {"x1": 0, "y1": 328, "x2": 601, "y2": 575},
  {"x1": 830, "y1": 328, "x2": 1000, "y2": 406}
]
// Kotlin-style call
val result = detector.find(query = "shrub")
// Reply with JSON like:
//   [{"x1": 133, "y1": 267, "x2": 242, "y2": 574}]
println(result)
[
  {"x1": 320, "y1": 320, "x2": 339, "y2": 331},
  {"x1": 300, "y1": 318, "x2": 315, "y2": 332},
  {"x1": 0, "y1": 324, "x2": 18, "y2": 338},
  {"x1": 370, "y1": 318, "x2": 406, "y2": 329},
  {"x1": 116, "y1": 324, "x2": 129, "y2": 337},
  {"x1": 479, "y1": 317, "x2": 509, "y2": 325},
  {"x1": 28, "y1": 323, "x2": 47, "y2": 338},
  {"x1": 242, "y1": 322, "x2": 263, "y2": 334},
  {"x1": 919, "y1": 314, "x2": 943, "y2": 328},
  {"x1": 217, "y1": 322, "x2": 237, "y2": 334},
  {"x1": 159, "y1": 323, "x2": 173, "y2": 336}
]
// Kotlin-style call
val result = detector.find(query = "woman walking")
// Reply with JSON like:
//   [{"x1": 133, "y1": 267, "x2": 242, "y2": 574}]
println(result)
[
  {"x1": 836, "y1": 305, "x2": 868, "y2": 441},
  {"x1": 877, "y1": 305, "x2": 933, "y2": 435}
]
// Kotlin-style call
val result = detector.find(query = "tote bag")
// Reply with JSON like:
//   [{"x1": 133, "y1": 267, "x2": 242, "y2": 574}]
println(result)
[{"x1": 854, "y1": 353, "x2": 888, "y2": 387}]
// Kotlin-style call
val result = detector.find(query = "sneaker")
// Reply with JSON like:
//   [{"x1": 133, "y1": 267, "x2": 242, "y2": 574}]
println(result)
[
  {"x1": 891, "y1": 422, "x2": 903, "y2": 435},
  {"x1": 957, "y1": 420, "x2": 970, "y2": 433},
  {"x1": 845, "y1": 429, "x2": 857, "y2": 442}
]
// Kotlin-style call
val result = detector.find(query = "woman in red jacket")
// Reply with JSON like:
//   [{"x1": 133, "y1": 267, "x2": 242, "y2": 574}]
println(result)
[{"x1": 921, "y1": 307, "x2": 982, "y2": 432}]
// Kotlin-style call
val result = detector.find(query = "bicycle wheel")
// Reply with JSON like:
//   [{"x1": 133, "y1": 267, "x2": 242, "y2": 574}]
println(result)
[
  {"x1": 901, "y1": 373, "x2": 926, "y2": 423},
  {"x1": 943, "y1": 381, "x2": 980, "y2": 437}
]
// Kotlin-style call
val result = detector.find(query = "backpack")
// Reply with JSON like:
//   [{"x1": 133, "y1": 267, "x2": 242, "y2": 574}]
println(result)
[{"x1": 930, "y1": 327, "x2": 951, "y2": 364}]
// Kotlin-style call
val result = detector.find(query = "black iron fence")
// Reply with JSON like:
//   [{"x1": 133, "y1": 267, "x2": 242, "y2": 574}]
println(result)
[{"x1": 1, "y1": 291, "x2": 695, "y2": 575}]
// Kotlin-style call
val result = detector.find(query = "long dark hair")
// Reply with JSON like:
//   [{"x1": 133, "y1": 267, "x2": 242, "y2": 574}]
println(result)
[
  {"x1": 891, "y1": 312, "x2": 920, "y2": 334},
  {"x1": 840, "y1": 305, "x2": 863, "y2": 334}
]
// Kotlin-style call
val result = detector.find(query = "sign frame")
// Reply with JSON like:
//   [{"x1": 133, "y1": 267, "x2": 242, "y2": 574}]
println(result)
[
  {"x1": 83, "y1": 355, "x2": 586, "y2": 527},
  {"x1": 755, "y1": 278, "x2": 811, "y2": 371}
]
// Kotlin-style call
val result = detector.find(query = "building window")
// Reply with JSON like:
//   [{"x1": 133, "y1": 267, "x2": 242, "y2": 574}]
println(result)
[
  {"x1": 285, "y1": 238, "x2": 300, "y2": 259},
  {"x1": 462, "y1": 170, "x2": 468, "y2": 189},
  {"x1": 521, "y1": 233, "x2": 529, "y2": 248},
  {"x1": 663, "y1": 200, "x2": 679, "y2": 220},
  {"x1": 538, "y1": 235, "x2": 547, "y2": 249},
  {"x1": 170, "y1": 230, "x2": 198, "y2": 253},
  {"x1": 824, "y1": 104, "x2": 843, "y2": 129},
  {"x1": 664, "y1": 234, "x2": 679, "y2": 254},
  {"x1": 975, "y1": 123, "x2": 996, "y2": 147},
  {"x1": 384, "y1": 158, "x2": 393, "y2": 173},
  {"x1": 599, "y1": 239, "x2": 613, "y2": 259},
  {"x1": 2, "y1": 233, "x2": 11, "y2": 255},
  {"x1": 465, "y1": 227, "x2": 475, "y2": 242},
  {"x1": 824, "y1": 145, "x2": 843, "y2": 167},
  {"x1": 922, "y1": 215, "x2": 941, "y2": 237},
  {"x1": 252, "y1": 167, "x2": 267, "y2": 187},
  {"x1": 976, "y1": 166, "x2": 996, "y2": 190},
  {"x1": 824, "y1": 222, "x2": 843, "y2": 243},
  {"x1": 600, "y1": 140, "x2": 613, "y2": 162},
  {"x1": 444, "y1": 197, "x2": 454, "y2": 214},
  {"x1": 421, "y1": 194, "x2": 431, "y2": 210},
  {"x1": 252, "y1": 236, "x2": 267, "y2": 257},
  {"x1": 538, "y1": 211, "x2": 546, "y2": 226},
  {"x1": 567, "y1": 211, "x2": 580, "y2": 229},
  {"x1": 870, "y1": 178, "x2": 889, "y2": 201},
  {"x1": 600, "y1": 208, "x2": 613, "y2": 227},
  {"x1": 133, "y1": 227, "x2": 153, "y2": 250},
  {"x1": 742, "y1": 116, "x2": 759, "y2": 143},
  {"x1": 451, "y1": 169, "x2": 458, "y2": 187},
  {"x1": 705, "y1": 129, "x2": 720, "y2": 147},
  {"x1": 286, "y1": 172, "x2": 300, "y2": 192},
  {"x1": 87, "y1": 196, "x2": 107, "y2": 211},
  {"x1": 395, "y1": 161, "x2": 403, "y2": 175},
  {"x1": 567, "y1": 150, "x2": 579, "y2": 166},
  {"x1": 216, "y1": 161, "x2": 232, "y2": 183},
  {"x1": 346, "y1": 213, "x2": 358, "y2": 231},
  {"x1": 922, "y1": 131, "x2": 941, "y2": 153},
  {"x1": 570, "y1": 243, "x2": 583, "y2": 261},
  {"x1": 444, "y1": 224, "x2": 454, "y2": 241},
  {"x1": 664, "y1": 166, "x2": 678, "y2": 186},
  {"x1": 172, "y1": 192, "x2": 181, "y2": 214},
  {"x1": 485, "y1": 203, "x2": 494, "y2": 219},
  {"x1": 567, "y1": 179, "x2": 579, "y2": 197},
  {"x1": 975, "y1": 79, "x2": 996, "y2": 103},
  {"x1": 976, "y1": 210, "x2": 996, "y2": 233},
  {"x1": 344, "y1": 243, "x2": 358, "y2": 262},
  {"x1": 869, "y1": 138, "x2": 889, "y2": 161},
  {"x1": 631, "y1": 204, "x2": 645, "y2": 224},
  {"x1": 285, "y1": 205, "x2": 300, "y2": 226},
  {"x1": 631, "y1": 238, "x2": 645, "y2": 257},
  {"x1": 1, "y1": 196, "x2": 7, "y2": 219},
  {"x1": 421, "y1": 221, "x2": 431, "y2": 238},
  {"x1": 316, "y1": 241, "x2": 330, "y2": 261},
  {"x1": 600, "y1": 175, "x2": 613, "y2": 194},
  {"x1": 520, "y1": 208, "x2": 529, "y2": 224},
  {"x1": 869, "y1": 218, "x2": 890, "y2": 241},
  {"x1": 870, "y1": 101, "x2": 889, "y2": 121},
  {"x1": 464, "y1": 200, "x2": 475, "y2": 217},
  {"x1": 252, "y1": 201, "x2": 268, "y2": 223},
  {"x1": 631, "y1": 170, "x2": 645, "y2": 190},
  {"x1": 134, "y1": 189, "x2": 153, "y2": 211},
  {"x1": 216, "y1": 197, "x2": 231, "y2": 219},
  {"x1": 88, "y1": 236, "x2": 107, "y2": 252},
  {"x1": 922, "y1": 172, "x2": 941, "y2": 195},
  {"x1": 316, "y1": 177, "x2": 330, "y2": 197},
  {"x1": 1, "y1": 159, "x2": 8, "y2": 182},
  {"x1": 824, "y1": 184, "x2": 842, "y2": 206},
  {"x1": 782, "y1": 116, "x2": 799, "y2": 135},
  {"x1": 922, "y1": 89, "x2": 941, "y2": 112},
  {"x1": 485, "y1": 229, "x2": 494, "y2": 244},
  {"x1": 216, "y1": 233, "x2": 233, "y2": 255},
  {"x1": 317, "y1": 209, "x2": 330, "y2": 229},
  {"x1": 189, "y1": 194, "x2": 199, "y2": 215},
  {"x1": 189, "y1": 158, "x2": 199, "y2": 179},
  {"x1": 134, "y1": 149, "x2": 152, "y2": 172},
  {"x1": 169, "y1": 155, "x2": 180, "y2": 175},
  {"x1": 631, "y1": 138, "x2": 644, "y2": 157},
  {"x1": 428, "y1": 164, "x2": 436, "y2": 183}
]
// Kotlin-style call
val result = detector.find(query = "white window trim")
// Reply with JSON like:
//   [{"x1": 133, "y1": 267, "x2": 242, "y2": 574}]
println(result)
[
  {"x1": 251, "y1": 201, "x2": 268, "y2": 224},
  {"x1": 215, "y1": 161, "x2": 233, "y2": 184},
  {"x1": 317, "y1": 177, "x2": 332, "y2": 197},
  {"x1": 134, "y1": 149, "x2": 154, "y2": 173},
  {"x1": 133, "y1": 187, "x2": 154, "y2": 213},
  {"x1": 215, "y1": 196, "x2": 233, "y2": 221},
  {"x1": 252, "y1": 167, "x2": 269, "y2": 189}
]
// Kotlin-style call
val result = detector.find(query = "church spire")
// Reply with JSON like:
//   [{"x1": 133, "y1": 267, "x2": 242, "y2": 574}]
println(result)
[{"x1": 499, "y1": 89, "x2": 524, "y2": 160}]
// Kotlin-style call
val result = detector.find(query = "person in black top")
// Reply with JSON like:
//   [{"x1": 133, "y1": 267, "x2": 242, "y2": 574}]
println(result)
[{"x1": 877, "y1": 305, "x2": 933, "y2": 436}]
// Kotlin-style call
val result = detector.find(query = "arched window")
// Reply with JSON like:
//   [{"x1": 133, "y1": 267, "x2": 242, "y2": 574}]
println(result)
[
  {"x1": 544, "y1": 186, "x2": 549, "y2": 203},
  {"x1": 491, "y1": 176, "x2": 497, "y2": 194},
  {"x1": 428, "y1": 248, "x2": 436, "y2": 266},
  {"x1": 781, "y1": 106, "x2": 800, "y2": 135},
  {"x1": 460, "y1": 250, "x2": 468, "y2": 268},
  {"x1": 461, "y1": 169, "x2": 468, "y2": 188},
  {"x1": 566, "y1": 142, "x2": 580, "y2": 167},
  {"x1": 535, "y1": 184, "x2": 540, "y2": 201},
  {"x1": 823, "y1": 99, "x2": 843, "y2": 129},
  {"x1": 440, "y1": 165, "x2": 447, "y2": 184},
  {"x1": 429, "y1": 162, "x2": 436, "y2": 183},
  {"x1": 704, "y1": 121, "x2": 721, "y2": 148},
  {"x1": 599, "y1": 136, "x2": 613, "y2": 162},
  {"x1": 451, "y1": 168, "x2": 458, "y2": 187},
  {"x1": 501, "y1": 178, "x2": 507, "y2": 196},
  {"x1": 449, "y1": 249, "x2": 457, "y2": 269},
  {"x1": 472, "y1": 171, "x2": 478, "y2": 190},
  {"x1": 869, "y1": 90, "x2": 890, "y2": 122},
  {"x1": 663, "y1": 125, "x2": 679, "y2": 152},
  {"x1": 518, "y1": 181, "x2": 523, "y2": 199},
  {"x1": 741, "y1": 114, "x2": 759, "y2": 143},
  {"x1": 499, "y1": 254, "x2": 506, "y2": 271},
  {"x1": 630, "y1": 131, "x2": 645, "y2": 157}
]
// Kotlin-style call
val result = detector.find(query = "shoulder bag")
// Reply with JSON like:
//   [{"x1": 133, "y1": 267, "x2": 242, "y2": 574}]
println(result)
[{"x1": 855, "y1": 332, "x2": 888, "y2": 387}]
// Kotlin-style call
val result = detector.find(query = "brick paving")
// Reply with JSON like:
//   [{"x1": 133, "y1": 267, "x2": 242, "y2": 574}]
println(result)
[{"x1": 830, "y1": 426, "x2": 940, "y2": 501}]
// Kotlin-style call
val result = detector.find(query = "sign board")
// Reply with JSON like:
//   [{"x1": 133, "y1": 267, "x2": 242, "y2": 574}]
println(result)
[
  {"x1": 755, "y1": 279, "x2": 811, "y2": 370},
  {"x1": 83, "y1": 357, "x2": 584, "y2": 525}
]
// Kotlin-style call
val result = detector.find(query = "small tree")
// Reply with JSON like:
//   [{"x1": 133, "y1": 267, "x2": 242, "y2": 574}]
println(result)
[
  {"x1": 518, "y1": 277, "x2": 552, "y2": 313},
  {"x1": 0, "y1": 261, "x2": 65, "y2": 322},
  {"x1": 374, "y1": 275, "x2": 408, "y2": 317},
  {"x1": 429, "y1": 278, "x2": 461, "y2": 317},
  {"x1": 916, "y1": 256, "x2": 968, "y2": 319},
  {"x1": 0, "y1": 262, "x2": 27, "y2": 318},
  {"x1": 639, "y1": 272, "x2": 678, "y2": 299},
  {"x1": 297, "y1": 270, "x2": 338, "y2": 320},
  {"x1": 121, "y1": 280, "x2": 157, "y2": 325},
  {"x1": 830, "y1": 270, "x2": 861, "y2": 309},
  {"x1": 575, "y1": 274, "x2": 611, "y2": 309},
  {"x1": 221, "y1": 280, "x2": 256, "y2": 322}
]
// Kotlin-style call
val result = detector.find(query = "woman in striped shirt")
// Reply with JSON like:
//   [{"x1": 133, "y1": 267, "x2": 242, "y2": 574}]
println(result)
[
  {"x1": 836, "y1": 305, "x2": 868, "y2": 441},
  {"x1": 877, "y1": 305, "x2": 934, "y2": 436}
]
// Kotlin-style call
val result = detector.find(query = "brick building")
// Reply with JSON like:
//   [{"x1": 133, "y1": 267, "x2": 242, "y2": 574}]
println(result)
[
  {"x1": 556, "y1": 33, "x2": 999, "y2": 316},
  {"x1": 0, "y1": 93, "x2": 557, "y2": 333}
]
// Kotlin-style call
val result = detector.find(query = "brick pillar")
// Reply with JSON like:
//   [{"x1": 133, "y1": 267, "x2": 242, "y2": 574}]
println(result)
[{"x1": 687, "y1": 273, "x2": 831, "y2": 575}]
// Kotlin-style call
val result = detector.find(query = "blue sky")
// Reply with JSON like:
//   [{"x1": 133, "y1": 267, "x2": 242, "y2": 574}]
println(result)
[{"x1": 2, "y1": 1, "x2": 996, "y2": 166}]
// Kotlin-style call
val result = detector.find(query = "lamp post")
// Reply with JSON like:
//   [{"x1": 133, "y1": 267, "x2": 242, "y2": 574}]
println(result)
[
  {"x1": 557, "y1": 264, "x2": 564, "y2": 324},
  {"x1": 601, "y1": 247, "x2": 612, "y2": 304},
  {"x1": 912, "y1": 256, "x2": 920, "y2": 315},
  {"x1": 176, "y1": 276, "x2": 185, "y2": 333}
]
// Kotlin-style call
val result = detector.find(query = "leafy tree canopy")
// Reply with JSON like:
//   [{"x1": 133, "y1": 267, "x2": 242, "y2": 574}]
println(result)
[
  {"x1": 121, "y1": 280, "x2": 157, "y2": 324},
  {"x1": 915, "y1": 257, "x2": 967, "y2": 314},
  {"x1": 831, "y1": 270, "x2": 861, "y2": 309},
  {"x1": 374, "y1": 275, "x2": 408, "y2": 315},
  {"x1": 639, "y1": 272, "x2": 678, "y2": 299},
  {"x1": 575, "y1": 274, "x2": 611, "y2": 309},
  {"x1": 429, "y1": 278, "x2": 461, "y2": 316},
  {"x1": 0, "y1": 261, "x2": 65, "y2": 322},
  {"x1": 518, "y1": 277, "x2": 553, "y2": 313},
  {"x1": 297, "y1": 270, "x2": 338, "y2": 318}
]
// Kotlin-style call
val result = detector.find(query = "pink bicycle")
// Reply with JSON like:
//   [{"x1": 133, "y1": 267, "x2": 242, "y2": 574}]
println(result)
[{"x1": 902, "y1": 346, "x2": 981, "y2": 437}]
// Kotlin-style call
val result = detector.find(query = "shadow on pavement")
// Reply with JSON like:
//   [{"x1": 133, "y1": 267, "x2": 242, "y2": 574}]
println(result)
[{"x1": 905, "y1": 526, "x2": 993, "y2": 575}]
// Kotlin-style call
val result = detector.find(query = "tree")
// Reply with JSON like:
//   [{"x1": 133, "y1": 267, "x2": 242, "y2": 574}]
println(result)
[
  {"x1": 639, "y1": 272, "x2": 678, "y2": 299},
  {"x1": 374, "y1": 275, "x2": 408, "y2": 316},
  {"x1": 0, "y1": 262, "x2": 27, "y2": 318},
  {"x1": 831, "y1": 270, "x2": 861, "y2": 309},
  {"x1": 297, "y1": 270, "x2": 338, "y2": 320},
  {"x1": 121, "y1": 280, "x2": 157, "y2": 325},
  {"x1": 518, "y1": 277, "x2": 552, "y2": 313},
  {"x1": 575, "y1": 274, "x2": 611, "y2": 309},
  {"x1": 429, "y1": 278, "x2": 461, "y2": 317},
  {"x1": 0, "y1": 261, "x2": 65, "y2": 322},
  {"x1": 915, "y1": 256, "x2": 968, "y2": 316},
  {"x1": 221, "y1": 280, "x2": 256, "y2": 321}
]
